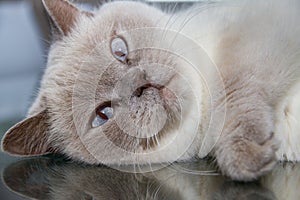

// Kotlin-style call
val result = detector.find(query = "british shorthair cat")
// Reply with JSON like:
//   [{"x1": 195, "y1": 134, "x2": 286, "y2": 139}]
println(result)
[{"x1": 2, "y1": 0, "x2": 300, "y2": 181}]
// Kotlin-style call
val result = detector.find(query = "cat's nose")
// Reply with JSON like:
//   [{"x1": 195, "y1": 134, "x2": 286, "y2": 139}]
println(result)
[{"x1": 114, "y1": 68, "x2": 149, "y2": 98}]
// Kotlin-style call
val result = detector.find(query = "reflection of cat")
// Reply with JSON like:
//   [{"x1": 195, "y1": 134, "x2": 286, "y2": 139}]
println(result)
[
  {"x1": 5, "y1": 158, "x2": 300, "y2": 200},
  {"x1": 1, "y1": 158, "x2": 211, "y2": 200},
  {"x1": 2, "y1": 157, "x2": 281, "y2": 200},
  {"x1": 1, "y1": 0, "x2": 300, "y2": 181}
]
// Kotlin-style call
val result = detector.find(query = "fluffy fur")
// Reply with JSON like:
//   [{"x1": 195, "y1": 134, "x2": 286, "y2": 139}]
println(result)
[{"x1": 1, "y1": 0, "x2": 300, "y2": 181}]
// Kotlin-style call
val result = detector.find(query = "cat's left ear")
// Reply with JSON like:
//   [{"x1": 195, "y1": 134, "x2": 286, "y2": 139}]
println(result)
[
  {"x1": 1, "y1": 93, "x2": 54, "y2": 156},
  {"x1": 42, "y1": 0, "x2": 93, "y2": 36},
  {"x1": 1, "y1": 109, "x2": 53, "y2": 156}
]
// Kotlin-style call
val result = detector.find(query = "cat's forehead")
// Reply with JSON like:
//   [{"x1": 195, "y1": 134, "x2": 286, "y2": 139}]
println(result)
[
  {"x1": 50, "y1": 2, "x2": 164, "y2": 60},
  {"x1": 94, "y1": 2, "x2": 163, "y2": 30},
  {"x1": 48, "y1": 3, "x2": 165, "y2": 69}
]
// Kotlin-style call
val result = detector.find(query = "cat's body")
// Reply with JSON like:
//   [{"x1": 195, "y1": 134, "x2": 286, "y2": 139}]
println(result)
[
  {"x1": 177, "y1": 1, "x2": 300, "y2": 178},
  {"x1": 2, "y1": 0, "x2": 300, "y2": 181},
  {"x1": 167, "y1": 1, "x2": 300, "y2": 179}
]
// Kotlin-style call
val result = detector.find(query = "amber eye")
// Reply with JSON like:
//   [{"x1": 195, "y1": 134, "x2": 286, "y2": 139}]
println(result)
[
  {"x1": 92, "y1": 103, "x2": 114, "y2": 128},
  {"x1": 111, "y1": 37, "x2": 128, "y2": 62}
]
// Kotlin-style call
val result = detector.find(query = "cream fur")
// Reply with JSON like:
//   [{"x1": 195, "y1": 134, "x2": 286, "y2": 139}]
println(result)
[{"x1": 1, "y1": 0, "x2": 300, "y2": 181}]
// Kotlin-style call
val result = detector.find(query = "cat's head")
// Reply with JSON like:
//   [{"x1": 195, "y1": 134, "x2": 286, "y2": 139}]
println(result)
[{"x1": 1, "y1": 0, "x2": 209, "y2": 168}]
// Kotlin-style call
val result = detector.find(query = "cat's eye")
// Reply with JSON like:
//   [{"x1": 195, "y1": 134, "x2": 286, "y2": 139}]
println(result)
[
  {"x1": 111, "y1": 37, "x2": 128, "y2": 62},
  {"x1": 92, "y1": 104, "x2": 114, "y2": 128}
]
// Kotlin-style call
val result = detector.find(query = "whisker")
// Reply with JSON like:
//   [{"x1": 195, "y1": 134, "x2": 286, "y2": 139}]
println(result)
[
  {"x1": 169, "y1": 162, "x2": 220, "y2": 176},
  {"x1": 154, "y1": 134, "x2": 160, "y2": 147},
  {"x1": 158, "y1": 2, "x2": 179, "y2": 46}
]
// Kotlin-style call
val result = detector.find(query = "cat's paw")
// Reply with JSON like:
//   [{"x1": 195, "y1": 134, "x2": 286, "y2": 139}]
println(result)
[{"x1": 216, "y1": 134, "x2": 279, "y2": 181}]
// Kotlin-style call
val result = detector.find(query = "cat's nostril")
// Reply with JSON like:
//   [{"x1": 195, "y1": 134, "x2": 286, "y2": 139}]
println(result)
[
  {"x1": 132, "y1": 83, "x2": 164, "y2": 97},
  {"x1": 134, "y1": 87, "x2": 143, "y2": 97},
  {"x1": 133, "y1": 85, "x2": 149, "y2": 97}
]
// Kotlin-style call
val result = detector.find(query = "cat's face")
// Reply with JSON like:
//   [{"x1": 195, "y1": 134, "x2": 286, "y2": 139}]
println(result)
[{"x1": 2, "y1": 0, "x2": 206, "y2": 167}]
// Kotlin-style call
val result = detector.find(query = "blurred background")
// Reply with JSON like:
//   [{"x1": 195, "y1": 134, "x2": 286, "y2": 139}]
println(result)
[{"x1": 0, "y1": 0, "x2": 42, "y2": 135}]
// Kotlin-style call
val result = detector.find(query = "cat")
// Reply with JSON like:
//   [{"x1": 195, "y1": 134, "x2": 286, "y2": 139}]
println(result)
[
  {"x1": 3, "y1": 157, "x2": 299, "y2": 200},
  {"x1": 1, "y1": 0, "x2": 300, "y2": 181}
]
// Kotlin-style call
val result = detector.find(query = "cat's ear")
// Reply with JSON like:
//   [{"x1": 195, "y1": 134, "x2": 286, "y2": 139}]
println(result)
[
  {"x1": 42, "y1": 0, "x2": 93, "y2": 36},
  {"x1": 1, "y1": 109, "x2": 53, "y2": 156}
]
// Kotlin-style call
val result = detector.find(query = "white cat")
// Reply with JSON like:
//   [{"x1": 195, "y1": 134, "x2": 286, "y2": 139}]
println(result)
[{"x1": 1, "y1": 0, "x2": 300, "y2": 181}]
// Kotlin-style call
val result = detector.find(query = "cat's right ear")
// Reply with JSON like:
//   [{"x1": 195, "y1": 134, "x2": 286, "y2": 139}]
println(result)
[{"x1": 42, "y1": 0, "x2": 93, "y2": 36}]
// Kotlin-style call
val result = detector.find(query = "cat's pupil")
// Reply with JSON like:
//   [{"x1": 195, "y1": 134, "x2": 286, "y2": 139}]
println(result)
[
  {"x1": 114, "y1": 51, "x2": 126, "y2": 57},
  {"x1": 97, "y1": 112, "x2": 108, "y2": 120}
]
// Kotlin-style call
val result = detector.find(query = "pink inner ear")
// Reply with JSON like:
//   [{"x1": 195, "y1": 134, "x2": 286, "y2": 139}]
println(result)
[
  {"x1": 1, "y1": 110, "x2": 53, "y2": 156},
  {"x1": 42, "y1": 0, "x2": 93, "y2": 35}
]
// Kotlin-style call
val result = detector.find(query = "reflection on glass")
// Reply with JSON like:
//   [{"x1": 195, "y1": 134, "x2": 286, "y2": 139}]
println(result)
[{"x1": 2, "y1": 157, "x2": 299, "y2": 200}]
